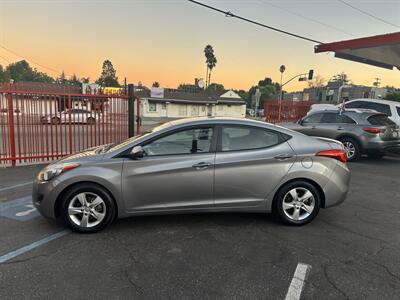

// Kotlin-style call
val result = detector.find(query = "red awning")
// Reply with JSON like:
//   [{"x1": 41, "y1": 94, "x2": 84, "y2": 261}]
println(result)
[{"x1": 314, "y1": 32, "x2": 400, "y2": 70}]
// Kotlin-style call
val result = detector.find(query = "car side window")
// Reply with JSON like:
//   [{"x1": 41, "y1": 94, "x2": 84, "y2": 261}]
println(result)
[
  {"x1": 302, "y1": 113, "x2": 323, "y2": 124},
  {"x1": 142, "y1": 127, "x2": 214, "y2": 156},
  {"x1": 397, "y1": 107, "x2": 400, "y2": 117},
  {"x1": 221, "y1": 126, "x2": 281, "y2": 152},
  {"x1": 321, "y1": 113, "x2": 356, "y2": 124},
  {"x1": 345, "y1": 101, "x2": 363, "y2": 109}
]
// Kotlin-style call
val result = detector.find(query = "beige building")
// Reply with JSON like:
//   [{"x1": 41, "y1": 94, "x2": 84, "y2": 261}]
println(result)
[{"x1": 137, "y1": 89, "x2": 246, "y2": 120}]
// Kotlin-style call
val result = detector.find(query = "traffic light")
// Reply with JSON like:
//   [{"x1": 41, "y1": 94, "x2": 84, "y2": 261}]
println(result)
[{"x1": 308, "y1": 69, "x2": 314, "y2": 80}]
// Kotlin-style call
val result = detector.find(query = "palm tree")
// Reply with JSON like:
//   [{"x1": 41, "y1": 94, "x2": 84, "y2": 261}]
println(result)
[{"x1": 204, "y1": 45, "x2": 217, "y2": 88}]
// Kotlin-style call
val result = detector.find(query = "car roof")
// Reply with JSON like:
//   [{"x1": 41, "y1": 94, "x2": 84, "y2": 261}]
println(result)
[
  {"x1": 168, "y1": 116, "x2": 268, "y2": 127},
  {"x1": 346, "y1": 98, "x2": 400, "y2": 106}
]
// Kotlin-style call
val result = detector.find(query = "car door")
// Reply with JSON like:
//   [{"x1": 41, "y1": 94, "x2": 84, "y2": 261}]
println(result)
[
  {"x1": 121, "y1": 125, "x2": 216, "y2": 212},
  {"x1": 298, "y1": 112, "x2": 324, "y2": 135},
  {"x1": 214, "y1": 125, "x2": 296, "y2": 208},
  {"x1": 314, "y1": 112, "x2": 356, "y2": 139}
]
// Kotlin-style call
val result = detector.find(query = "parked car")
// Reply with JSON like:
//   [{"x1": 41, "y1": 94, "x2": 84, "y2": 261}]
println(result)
[
  {"x1": 43, "y1": 108, "x2": 102, "y2": 124},
  {"x1": 309, "y1": 98, "x2": 400, "y2": 126},
  {"x1": 283, "y1": 109, "x2": 400, "y2": 161},
  {"x1": 33, "y1": 117, "x2": 350, "y2": 233}
]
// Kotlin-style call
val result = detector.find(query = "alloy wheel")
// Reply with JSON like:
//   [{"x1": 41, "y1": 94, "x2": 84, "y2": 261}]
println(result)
[
  {"x1": 343, "y1": 141, "x2": 356, "y2": 159},
  {"x1": 282, "y1": 187, "x2": 315, "y2": 221},
  {"x1": 68, "y1": 192, "x2": 107, "y2": 228}
]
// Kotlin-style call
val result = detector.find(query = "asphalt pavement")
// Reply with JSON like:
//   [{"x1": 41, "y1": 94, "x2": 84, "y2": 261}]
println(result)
[{"x1": 0, "y1": 157, "x2": 399, "y2": 299}]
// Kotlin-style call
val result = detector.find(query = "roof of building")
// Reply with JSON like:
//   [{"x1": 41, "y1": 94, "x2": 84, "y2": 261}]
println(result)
[
  {"x1": 314, "y1": 32, "x2": 400, "y2": 70},
  {"x1": 135, "y1": 88, "x2": 245, "y2": 105}
]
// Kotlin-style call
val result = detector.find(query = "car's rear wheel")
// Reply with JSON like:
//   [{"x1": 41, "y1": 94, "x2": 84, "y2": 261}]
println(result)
[
  {"x1": 273, "y1": 180, "x2": 321, "y2": 226},
  {"x1": 61, "y1": 184, "x2": 115, "y2": 233},
  {"x1": 339, "y1": 137, "x2": 360, "y2": 161},
  {"x1": 87, "y1": 117, "x2": 95, "y2": 124},
  {"x1": 52, "y1": 117, "x2": 60, "y2": 125}
]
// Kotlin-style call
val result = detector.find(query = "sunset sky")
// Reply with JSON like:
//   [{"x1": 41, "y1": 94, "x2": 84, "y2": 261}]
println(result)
[{"x1": 0, "y1": 0, "x2": 399, "y2": 91}]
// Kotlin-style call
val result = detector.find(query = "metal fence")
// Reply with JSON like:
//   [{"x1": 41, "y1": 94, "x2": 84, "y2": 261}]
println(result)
[
  {"x1": 264, "y1": 100, "x2": 311, "y2": 123},
  {"x1": 0, "y1": 83, "x2": 129, "y2": 167}
]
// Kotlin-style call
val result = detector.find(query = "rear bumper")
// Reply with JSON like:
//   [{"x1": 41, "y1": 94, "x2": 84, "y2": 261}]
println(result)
[
  {"x1": 323, "y1": 161, "x2": 350, "y2": 208},
  {"x1": 361, "y1": 139, "x2": 400, "y2": 153}
]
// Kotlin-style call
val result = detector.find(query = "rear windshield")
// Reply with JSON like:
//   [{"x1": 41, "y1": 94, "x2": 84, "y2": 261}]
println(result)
[{"x1": 367, "y1": 114, "x2": 396, "y2": 126}]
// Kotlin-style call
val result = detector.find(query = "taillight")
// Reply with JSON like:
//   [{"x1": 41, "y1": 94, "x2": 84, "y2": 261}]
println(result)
[
  {"x1": 316, "y1": 150, "x2": 347, "y2": 163},
  {"x1": 363, "y1": 127, "x2": 385, "y2": 134}
]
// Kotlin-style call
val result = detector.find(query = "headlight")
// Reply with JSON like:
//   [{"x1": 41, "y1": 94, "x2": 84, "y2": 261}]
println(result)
[{"x1": 37, "y1": 163, "x2": 80, "y2": 182}]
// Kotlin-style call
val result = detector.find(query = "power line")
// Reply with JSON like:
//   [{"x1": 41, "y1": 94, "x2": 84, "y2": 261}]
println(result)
[
  {"x1": 0, "y1": 44, "x2": 61, "y2": 74},
  {"x1": 259, "y1": 0, "x2": 355, "y2": 37},
  {"x1": 187, "y1": 0, "x2": 323, "y2": 44},
  {"x1": 337, "y1": 0, "x2": 400, "y2": 29}
]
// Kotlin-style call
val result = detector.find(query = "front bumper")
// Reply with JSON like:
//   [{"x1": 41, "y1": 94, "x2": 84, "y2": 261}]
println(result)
[{"x1": 32, "y1": 178, "x2": 66, "y2": 219}]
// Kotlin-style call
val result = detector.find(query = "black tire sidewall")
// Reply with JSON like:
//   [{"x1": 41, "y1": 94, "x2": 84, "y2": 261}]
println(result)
[
  {"x1": 273, "y1": 181, "x2": 321, "y2": 226},
  {"x1": 61, "y1": 183, "x2": 115, "y2": 233},
  {"x1": 340, "y1": 137, "x2": 360, "y2": 161}
]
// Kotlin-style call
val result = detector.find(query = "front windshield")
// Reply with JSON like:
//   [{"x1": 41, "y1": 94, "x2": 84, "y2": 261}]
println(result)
[{"x1": 105, "y1": 121, "x2": 173, "y2": 153}]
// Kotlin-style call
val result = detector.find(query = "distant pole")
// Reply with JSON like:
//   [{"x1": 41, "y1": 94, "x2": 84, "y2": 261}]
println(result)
[
  {"x1": 278, "y1": 65, "x2": 286, "y2": 122},
  {"x1": 128, "y1": 84, "x2": 135, "y2": 137}
]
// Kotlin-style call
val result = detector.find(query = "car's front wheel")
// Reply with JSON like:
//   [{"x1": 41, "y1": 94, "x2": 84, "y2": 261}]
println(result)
[
  {"x1": 61, "y1": 184, "x2": 116, "y2": 233},
  {"x1": 273, "y1": 181, "x2": 321, "y2": 226}
]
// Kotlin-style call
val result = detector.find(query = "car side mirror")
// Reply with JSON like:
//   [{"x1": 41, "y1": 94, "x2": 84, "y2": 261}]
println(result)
[
  {"x1": 130, "y1": 146, "x2": 144, "y2": 159},
  {"x1": 297, "y1": 119, "x2": 303, "y2": 125}
]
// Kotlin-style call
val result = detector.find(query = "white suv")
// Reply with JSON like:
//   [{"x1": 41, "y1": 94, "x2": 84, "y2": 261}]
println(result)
[{"x1": 310, "y1": 99, "x2": 400, "y2": 126}]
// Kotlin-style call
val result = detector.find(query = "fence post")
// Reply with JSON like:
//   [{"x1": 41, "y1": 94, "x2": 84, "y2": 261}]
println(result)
[
  {"x1": 136, "y1": 96, "x2": 141, "y2": 135},
  {"x1": 7, "y1": 85, "x2": 16, "y2": 167},
  {"x1": 128, "y1": 84, "x2": 135, "y2": 137}
]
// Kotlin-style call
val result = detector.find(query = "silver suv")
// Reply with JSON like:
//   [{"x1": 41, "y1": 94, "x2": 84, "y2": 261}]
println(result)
[{"x1": 285, "y1": 109, "x2": 400, "y2": 161}]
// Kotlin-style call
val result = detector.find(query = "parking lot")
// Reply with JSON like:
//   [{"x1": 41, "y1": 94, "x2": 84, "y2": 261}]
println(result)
[{"x1": 0, "y1": 156, "x2": 399, "y2": 300}]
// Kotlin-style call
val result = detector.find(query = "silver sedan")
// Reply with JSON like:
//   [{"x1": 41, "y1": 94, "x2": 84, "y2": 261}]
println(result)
[{"x1": 33, "y1": 117, "x2": 350, "y2": 233}]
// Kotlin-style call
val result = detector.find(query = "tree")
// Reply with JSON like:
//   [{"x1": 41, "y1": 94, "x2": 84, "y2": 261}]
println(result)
[
  {"x1": 68, "y1": 73, "x2": 81, "y2": 86},
  {"x1": 81, "y1": 77, "x2": 90, "y2": 84},
  {"x1": 332, "y1": 72, "x2": 351, "y2": 85},
  {"x1": 247, "y1": 77, "x2": 281, "y2": 108},
  {"x1": 96, "y1": 59, "x2": 120, "y2": 87},
  {"x1": 152, "y1": 81, "x2": 160, "y2": 88},
  {"x1": 2, "y1": 60, "x2": 54, "y2": 83},
  {"x1": 384, "y1": 91, "x2": 400, "y2": 102},
  {"x1": 308, "y1": 75, "x2": 326, "y2": 88},
  {"x1": 56, "y1": 71, "x2": 67, "y2": 84},
  {"x1": 204, "y1": 45, "x2": 217, "y2": 88},
  {"x1": 206, "y1": 83, "x2": 225, "y2": 94}
]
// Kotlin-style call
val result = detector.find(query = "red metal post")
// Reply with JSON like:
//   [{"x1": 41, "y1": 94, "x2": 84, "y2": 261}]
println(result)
[{"x1": 7, "y1": 86, "x2": 16, "y2": 166}]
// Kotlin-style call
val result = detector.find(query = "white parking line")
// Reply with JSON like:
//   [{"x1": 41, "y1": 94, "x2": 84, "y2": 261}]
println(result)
[
  {"x1": 0, "y1": 230, "x2": 68, "y2": 264},
  {"x1": 285, "y1": 263, "x2": 312, "y2": 300},
  {"x1": 0, "y1": 181, "x2": 33, "y2": 192}
]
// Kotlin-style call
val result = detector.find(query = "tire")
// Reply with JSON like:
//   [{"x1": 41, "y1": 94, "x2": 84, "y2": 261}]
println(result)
[
  {"x1": 339, "y1": 137, "x2": 360, "y2": 161},
  {"x1": 87, "y1": 117, "x2": 95, "y2": 125},
  {"x1": 52, "y1": 117, "x2": 60, "y2": 125},
  {"x1": 61, "y1": 183, "x2": 116, "y2": 233},
  {"x1": 273, "y1": 180, "x2": 321, "y2": 226}
]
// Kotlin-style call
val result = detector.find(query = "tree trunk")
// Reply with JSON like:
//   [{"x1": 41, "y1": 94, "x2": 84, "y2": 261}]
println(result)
[{"x1": 208, "y1": 69, "x2": 212, "y2": 88}]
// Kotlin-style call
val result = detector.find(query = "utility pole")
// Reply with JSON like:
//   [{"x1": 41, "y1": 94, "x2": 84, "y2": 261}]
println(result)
[
  {"x1": 128, "y1": 84, "x2": 135, "y2": 137},
  {"x1": 373, "y1": 78, "x2": 381, "y2": 87}
]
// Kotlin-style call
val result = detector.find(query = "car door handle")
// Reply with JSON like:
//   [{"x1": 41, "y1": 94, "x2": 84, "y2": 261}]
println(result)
[
  {"x1": 274, "y1": 154, "x2": 293, "y2": 160},
  {"x1": 311, "y1": 126, "x2": 316, "y2": 129},
  {"x1": 192, "y1": 162, "x2": 212, "y2": 169},
  {"x1": 337, "y1": 127, "x2": 344, "y2": 131}
]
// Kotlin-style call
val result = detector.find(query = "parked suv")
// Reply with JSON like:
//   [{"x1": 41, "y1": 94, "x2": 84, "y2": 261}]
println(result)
[
  {"x1": 310, "y1": 99, "x2": 400, "y2": 126},
  {"x1": 284, "y1": 109, "x2": 400, "y2": 161}
]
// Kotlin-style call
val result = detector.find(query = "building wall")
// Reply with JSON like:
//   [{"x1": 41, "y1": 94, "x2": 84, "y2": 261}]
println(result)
[{"x1": 139, "y1": 99, "x2": 245, "y2": 119}]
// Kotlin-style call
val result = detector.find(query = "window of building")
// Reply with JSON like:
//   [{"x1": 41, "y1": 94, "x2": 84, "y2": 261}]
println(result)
[
  {"x1": 148, "y1": 102, "x2": 157, "y2": 112},
  {"x1": 142, "y1": 127, "x2": 214, "y2": 156},
  {"x1": 221, "y1": 126, "x2": 282, "y2": 152},
  {"x1": 179, "y1": 105, "x2": 187, "y2": 116}
]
